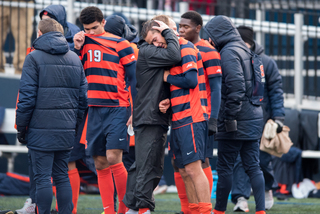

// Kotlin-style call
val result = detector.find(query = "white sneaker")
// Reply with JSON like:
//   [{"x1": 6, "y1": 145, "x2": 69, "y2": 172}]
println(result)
[
  {"x1": 125, "y1": 209, "x2": 138, "y2": 214},
  {"x1": 153, "y1": 185, "x2": 168, "y2": 195},
  {"x1": 15, "y1": 198, "x2": 36, "y2": 214},
  {"x1": 265, "y1": 190, "x2": 274, "y2": 210},
  {"x1": 299, "y1": 178, "x2": 317, "y2": 198},
  {"x1": 292, "y1": 183, "x2": 304, "y2": 199},
  {"x1": 139, "y1": 210, "x2": 150, "y2": 214},
  {"x1": 233, "y1": 196, "x2": 249, "y2": 212}
]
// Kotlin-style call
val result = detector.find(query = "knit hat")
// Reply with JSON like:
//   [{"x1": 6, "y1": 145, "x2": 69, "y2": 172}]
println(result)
[
  {"x1": 104, "y1": 15, "x2": 138, "y2": 42},
  {"x1": 237, "y1": 25, "x2": 254, "y2": 47}
]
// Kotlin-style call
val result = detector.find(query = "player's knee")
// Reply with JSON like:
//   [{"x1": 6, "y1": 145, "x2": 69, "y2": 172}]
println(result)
[{"x1": 106, "y1": 154, "x2": 121, "y2": 165}]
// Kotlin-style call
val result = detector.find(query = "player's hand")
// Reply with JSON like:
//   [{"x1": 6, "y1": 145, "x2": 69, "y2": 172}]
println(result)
[
  {"x1": 159, "y1": 98, "x2": 170, "y2": 114},
  {"x1": 126, "y1": 115, "x2": 132, "y2": 127},
  {"x1": 74, "y1": 31, "x2": 85, "y2": 50},
  {"x1": 152, "y1": 20, "x2": 169, "y2": 33},
  {"x1": 163, "y1": 70, "x2": 170, "y2": 82}
]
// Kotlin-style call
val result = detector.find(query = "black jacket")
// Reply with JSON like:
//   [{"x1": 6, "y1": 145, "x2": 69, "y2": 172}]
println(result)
[
  {"x1": 253, "y1": 42, "x2": 285, "y2": 123},
  {"x1": 133, "y1": 29, "x2": 181, "y2": 127},
  {"x1": 16, "y1": 31, "x2": 88, "y2": 151},
  {"x1": 204, "y1": 16, "x2": 263, "y2": 140}
]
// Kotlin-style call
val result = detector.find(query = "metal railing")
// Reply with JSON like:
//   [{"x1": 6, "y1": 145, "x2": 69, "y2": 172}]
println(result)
[{"x1": 1, "y1": 0, "x2": 320, "y2": 109}]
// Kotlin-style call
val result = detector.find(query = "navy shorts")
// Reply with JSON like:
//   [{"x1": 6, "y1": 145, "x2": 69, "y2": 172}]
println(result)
[
  {"x1": 69, "y1": 109, "x2": 87, "y2": 162},
  {"x1": 170, "y1": 121, "x2": 207, "y2": 168},
  {"x1": 86, "y1": 107, "x2": 130, "y2": 156}
]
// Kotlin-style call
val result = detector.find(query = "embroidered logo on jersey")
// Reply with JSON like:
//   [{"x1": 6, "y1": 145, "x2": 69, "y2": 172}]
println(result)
[
  {"x1": 216, "y1": 69, "x2": 222, "y2": 73},
  {"x1": 131, "y1": 55, "x2": 135, "y2": 59},
  {"x1": 186, "y1": 63, "x2": 193, "y2": 69}
]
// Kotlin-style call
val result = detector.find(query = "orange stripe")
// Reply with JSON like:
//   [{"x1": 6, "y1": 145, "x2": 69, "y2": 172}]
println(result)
[
  {"x1": 182, "y1": 61, "x2": 197, "y2": 73},
  {"x1": 120, "y1": 53, "x2": 136, "y2": 65},
  {"x1": 190, "y1": 124, "x2": 197, "y2": 153},
  {"x1": 171, "y1": 95, "x2": 190, "y2": 107},
  {"x1": 86, "y1": 75, "x2": 116, "y2": 84},
  {"x1": 172, "y1": 109, "x2": 192, "y2": 121},
  {"x1": 206, "y1": 66, "x2": 222, "y2": 75},
  {"x1": 6, "y1": 172, "x2": 30, "y2": 182},
  {"x1": 88, "y1": 90, "x2": 121, "y2": 100},
  {"x1": 181, "y1": 47, "x2": 197, "y2": 58}
]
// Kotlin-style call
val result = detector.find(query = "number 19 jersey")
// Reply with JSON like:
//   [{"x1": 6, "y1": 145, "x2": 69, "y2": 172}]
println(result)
[{"x1": 78, "y1": 32, "x2": 136, "y2": 107}]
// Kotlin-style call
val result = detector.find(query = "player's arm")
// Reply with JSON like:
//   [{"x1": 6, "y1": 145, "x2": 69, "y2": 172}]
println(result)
[{"x1": 73, "y1": 31, "x2": 85, "y2": 58}]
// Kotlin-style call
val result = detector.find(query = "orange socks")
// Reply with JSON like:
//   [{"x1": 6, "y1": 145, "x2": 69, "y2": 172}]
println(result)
[
  {"x1": 138, "y1": 208, "x2": 149, "y2": 214},
  {"x1": 203, "y1": 166, "x2": 213, "y2": 194},
  {"x1": 212, "y1": 209, "x2": 225, "y2": 214},
  {"x1": 198, "y1": 202, "x2": 212, "y2": 214},
  {"x1": 68, "y1": 168, "x2": 80, "y2": 214},
  {"x1": 110, "y1": 162, "x2": 128, "y2": 214},
  {"x1": 97, "y1": 167, "x2": 115, "y2": 214},
  {"x1": 174, "y1": 172, "x2": 191, "y2": 214},
  {"x1": 256, "y1": 211, "x2": 266, "y2": 214},
  {"x1": 189, "y1": 203, "x2": 200, "y2": 214}
]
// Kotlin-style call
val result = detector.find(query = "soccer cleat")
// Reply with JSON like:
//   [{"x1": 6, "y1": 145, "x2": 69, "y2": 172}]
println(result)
[
  {"x1": 0, "y1": 210, "x2": 14, "y2": 214},
  {"x1": 15, "y1": 198, "x2": 35, "y2": 214},
  {"x1": 125, "y1": 209, "x2": 138, "y2": 214},
  {"x1": 138, "y1": 210, "x2": 150, "y2": 214},
  {"x1": 265, "y1": 190, "x2": 274, "y2": 210},
  {"x1": 233, "y1": 197, "x2": 249, "y2": 212},
  {"x1": 212, "y1": 209, "x2": 225, "y2": 214},
  {"x1": 50, "y1": 209, "x2": 58, "y2": 214}
]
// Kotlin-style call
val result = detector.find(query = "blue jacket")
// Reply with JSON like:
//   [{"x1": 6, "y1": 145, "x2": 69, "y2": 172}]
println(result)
[
  {"x1": 204, "y1": 16, "x2": 264, "y2": 140},
  {"x1": 253, "y1": 42, "x2": 285, "y2": 123},
  {"x1": 40, "y1": 5, "x2": 80, "y2": 51},
  {"x1": 16, "y1": 31, "x2": 88, "y2": 151}
]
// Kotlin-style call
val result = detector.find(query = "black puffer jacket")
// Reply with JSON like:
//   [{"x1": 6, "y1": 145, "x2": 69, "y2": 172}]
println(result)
[
  {"x1": 253, "y1": 42, "x2": 285, "y2": 123},
  {"x1": 204, "y1": 16, "x2": 263, "y2": 140},
  {"x1": 16, "y1": 32, "x2": 88, "y2": 151}
]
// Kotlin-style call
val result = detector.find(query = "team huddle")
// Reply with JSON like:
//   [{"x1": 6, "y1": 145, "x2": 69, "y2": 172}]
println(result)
[{"x1": 15, "y1": 4, "x2": 285, "y2": 214}]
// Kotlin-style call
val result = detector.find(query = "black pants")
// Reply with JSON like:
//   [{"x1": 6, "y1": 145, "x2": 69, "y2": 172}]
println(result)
[{"x1": 123, "y1": 125, "x2": 167, "y2": 211}]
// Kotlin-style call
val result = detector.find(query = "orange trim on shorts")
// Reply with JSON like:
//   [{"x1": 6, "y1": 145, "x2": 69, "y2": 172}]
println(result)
[{"x1": 190, "y1": 124, "x2": 197, "y2": 153}]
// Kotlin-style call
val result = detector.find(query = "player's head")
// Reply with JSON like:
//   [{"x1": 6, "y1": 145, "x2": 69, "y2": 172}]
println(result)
[
  {"x1": 37, "y1": 18, "x2": 64, "y2": 37},
  {"x1": 237, "y1": 25, "x2": 254, "y2": 49},
  {"x1": 141, "y1": 20, "x2": 167, "y2": 48},
  {"x1": 79, "y1": 6, "x2": 105, "y2": 35},
  {"x1": 179, "y1": 11, "x2": 202, "y2": 42},
  {"x1": 152, "y1": 15, "x2": 178, "y2": 35}
]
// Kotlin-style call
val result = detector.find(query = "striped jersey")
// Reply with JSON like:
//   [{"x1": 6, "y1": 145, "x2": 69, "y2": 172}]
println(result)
[
  {"x1": 195, "y1": 39, "x2": 222, "y2": 118},
  {"x1": 78, "y1": 32, "x2": 136, "y2": 107},
  {"x1": 170, "y1": 37, "x2": 207, "y2": 129}
]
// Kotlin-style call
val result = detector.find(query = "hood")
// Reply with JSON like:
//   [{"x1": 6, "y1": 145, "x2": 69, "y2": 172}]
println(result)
[
  {"x1": 33, "y1": 31, "x2": 69, "y2": 55},
  {"x1": 40, "y1": 5, "x2": 67, "y2": 29},
  {"x1": 203, "y1": 15, "x2": 243, "y2": 51},
  {"x1": 104, "y1": 15, "x2": 138, "y2": 42},
  {"x1": 252, "y1": 40, "x2": 264, "y2": 55}
]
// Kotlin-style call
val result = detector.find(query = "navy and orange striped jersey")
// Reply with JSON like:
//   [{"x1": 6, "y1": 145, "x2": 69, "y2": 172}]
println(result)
[
  {"x1": 195, "y1": 39, "x2": 222, "y2": 118},
  {"x1": 170, "y1": 37, "x2": 207, "y2": 129},
  {"x1": 78, "y1": 32, "x2": 136, "y2": 107}
]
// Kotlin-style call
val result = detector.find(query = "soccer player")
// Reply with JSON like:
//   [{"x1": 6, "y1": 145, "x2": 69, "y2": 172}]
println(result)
[
  {"x1": 152, "y1": 15, "x2": 212, "y2": 214},
  {"x1": 16, "y1": 18, "x2": 88, "y2": 214},
  {"x1": 176, "y1": 11, "x2": 222, "y2": 214},
  {"x1": 123, "y1": 20, "x2": 180, "y2": 214},
  {"x1": 73, "y1": 6, "x2": 136, "y2": 214}
]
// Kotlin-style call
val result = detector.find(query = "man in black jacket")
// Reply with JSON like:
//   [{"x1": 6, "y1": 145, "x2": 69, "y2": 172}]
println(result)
[
  {"x1": 231, "y1": 25, "x2": 285, "y2": 212},
  {"x1": 123, "y1": 20, "x2": 181, "y2": 214},
  {"x1": 204, "y1": 16, "x2": 265, "y2": 214}
]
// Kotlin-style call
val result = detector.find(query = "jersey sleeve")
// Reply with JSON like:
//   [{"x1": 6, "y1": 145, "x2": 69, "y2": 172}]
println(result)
[
  {"x1": 117, "y1": 39, "x2": 136, "y2": 66},
  {"x1": 202, "y1": 50, "x2": 222, "y2": 78}
]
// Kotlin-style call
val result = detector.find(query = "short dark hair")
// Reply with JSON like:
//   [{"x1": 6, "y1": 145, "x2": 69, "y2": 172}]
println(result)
[
  {"x1": 79, "y1": 6, "x2": 104, "y2": 25},
  {"x1": 152, "y1": 15, "x2": 170, "y2": 26},
  {"x1": 181, "y1": 11, "x2": 203, "y2": 27},
  {"x1": 38, "y1": 18, "x2": 64, "y2": 34},
  {"x1": 140, "y1": 20, "x2": 160, "y2": 39}
]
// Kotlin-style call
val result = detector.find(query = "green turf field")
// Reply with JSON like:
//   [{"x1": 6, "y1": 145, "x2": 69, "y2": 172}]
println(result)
[{"x1": 1, "y1": 193, "x2": 320, "y2": 213}]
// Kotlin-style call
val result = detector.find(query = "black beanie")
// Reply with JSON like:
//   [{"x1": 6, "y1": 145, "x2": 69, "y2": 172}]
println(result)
[
  {"x1": 104, "y1": 15, "x2": 138, "y2": 42},
  {"x1": 237, "y1": 25, "x2": 254, "y2": 47}
]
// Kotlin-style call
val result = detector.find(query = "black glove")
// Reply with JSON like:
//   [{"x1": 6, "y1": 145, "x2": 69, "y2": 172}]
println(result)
[
  {"x1": 17, "y1": 126, "x2": 27, "y2": 144},
  {"x1": 274, "y1": 117, "x2": 284, "y2": 133},
  {"x1": 208, "y1": 117, "x2": 217, "y2": 136},
  {"x1": 224, "y1": 120, "x2": 237, "y2": 132}
]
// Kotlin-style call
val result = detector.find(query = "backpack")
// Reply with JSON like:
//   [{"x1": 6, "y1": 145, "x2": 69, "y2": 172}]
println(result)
[{"x1": 232, "y1": 45, "x2": 265, "y2": 105}]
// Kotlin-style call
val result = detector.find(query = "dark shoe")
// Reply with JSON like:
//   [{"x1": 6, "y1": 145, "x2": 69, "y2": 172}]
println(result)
[
  {"x1": 50, "y1": 210, "x2": 58, "y2": 214},
  {"x1": 0, "y1": 210, "x2": 14, "y2": 214}
]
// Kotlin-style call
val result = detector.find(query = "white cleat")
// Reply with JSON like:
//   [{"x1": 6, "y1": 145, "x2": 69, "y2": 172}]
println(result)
[
  {"x1": 265, "y1": 190, "x2": 274, "y2": 210},
  {"x1": 125, "y1": 209, "x2": 138, "y2": 214},
  {"x1": 15, "y1": 198, "x2": 36, "y2": 214},
  {"x1": 233, "y1": 196, "x2": 249, "y2": 212}
]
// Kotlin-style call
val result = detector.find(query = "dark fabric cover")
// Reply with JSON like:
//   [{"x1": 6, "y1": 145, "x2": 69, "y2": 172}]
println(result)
[
  {"x1": 0, "y1": 173, "x2": 30, "y2": 195},
  {"x1": 203, "y1": 16, "x2": 263, "y2": 140},
  {"x1": 252, "y1": 42, "x2": 285, "y2": 123},
  {"x1": 16, "y1": 31, "x2": 88, "y2": 151},
  {"x1": 104, "y1": 15, "x2": 138, "y2": 42},
  {"x1": 40, "y1": 5, "x2": 80, "y2": 51},
  {"x1": 132, "y1": 29, "x2": 181, "y2": 127}
]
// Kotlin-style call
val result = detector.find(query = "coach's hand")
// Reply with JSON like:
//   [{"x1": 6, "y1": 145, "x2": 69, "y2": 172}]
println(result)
[
  {"x1": 74, "y1": 31, "x2": 85, "y2": 50},
  {"x1": 152, "y1": 20, "x2": 169, "y2": 33},
  {"x1": 208, "y1": 118, "x2": 217, "y2": 135},
  {"x1": 159, "y1": 98, "x2": 170, "y2": 114},
  {"x1": 17, "y1": 126, "x2": 27, "y2": 145}
]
